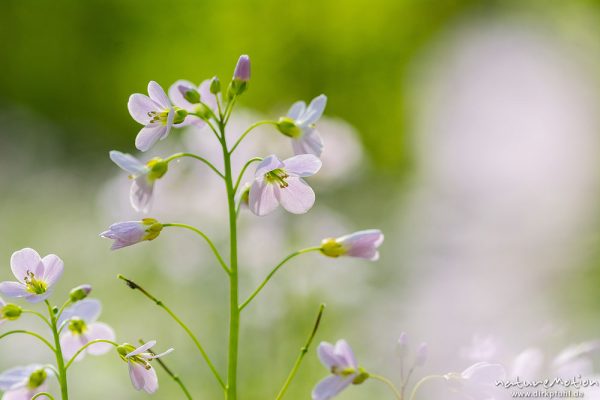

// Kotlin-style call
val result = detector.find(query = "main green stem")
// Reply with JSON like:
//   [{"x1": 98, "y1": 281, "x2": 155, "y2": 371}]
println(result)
[
  {"x1": 45, "y1": 301, "x2": 69, "y2": 400},
  {"x1": 220, "y1": 118, "x2": 240, "y2": 400}
]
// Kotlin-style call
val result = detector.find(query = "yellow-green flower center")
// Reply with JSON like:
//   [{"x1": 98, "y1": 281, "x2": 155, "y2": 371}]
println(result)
[
  {"x1": 265, "y1": 168, "x2": 289, "y2": 188},
  {"x1": 147, "y1": 107, "x2": 187, "y2": 125},
  {"x1": 68, "y1": 318, "x2": 87, "y2": 335},
  {"x1": 24, "y1": 271, "x2": 47, "y2": 295}
]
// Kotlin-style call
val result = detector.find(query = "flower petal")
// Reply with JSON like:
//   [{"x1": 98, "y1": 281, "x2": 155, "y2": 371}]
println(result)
[
  {"x1": 146, "y1": 348, "x2": 173, "y2": 360},
  {"x1": 255, "y1": 155, "x2": 284, "y2": 177},
  {"x1": 59, "y1": 299, "x2": 102, "y2": 327},
  {"x1": 85, "y1": 323, "x2": 116, "y2": 355},
  {"x1": 2, "y1": 387, "x2": 38, "y2": 400},
  {"x1": 275, "y1": 177, "x2": 315, "y2": 214},
  {"x1": 318, "y1": 342, "x2": 343, "y2": 369},
  {"x1": 301, "y1": 94, "x2": 327, "y2": 125},
  {"x1": 335, "y1": 340, "x2": 358, "y2": 369},
  {"x1": 147, "y1": 81, "x2": 170, "y2": 109},
  {"x1": 199, "y1": 79, "x2": 217, "y2": 111},
  {"x1": 109, "y1": 151, "x2": 148, "y2": 176},
  {"x1": 292, "y1": 128, "x2": 324, "y2": 156},
  {"x1": 339, "y1": 230, "x2": 384, "y2": 261},
  {"x1": 128, "y1": 94, "x2": 159, "y2": 125},
  {"x1": 0, "y1": 282, "x2": 28, "y2": 299},
  {"x1": 130, "y1": 177, "x2": 155, "y2": 213},
  {"x1": 127, "y1": 341, "x2": 157, "y2": 358},
  {"x1": 128, "y1": 362, "x2": 146, "y2": 391},
  {"x1": 41, "y1": 254, "x2": 63, "y2": 286},
  {"x1": 283, "y1": 154, "x2": 322, "y2": 177},
  {"x1": 168, "y1": 79, "x2": 196, "y2": 110},
  {"x1": 288, "y1": 101, "x2": 306, "y2": 120},
  {"x1": 60, "y1": 331, "x2": 87, "y2": 361},
  {"x1": 135, "y1": 125, "x2": 168, "y2": 152},
  {"x1": 24, "y1": 291, "x2": 53, "y2": 304},
  {"x1": 0, "y1": 365, "x2": 37, "y2": 390},
  {"x1": 142, "y1": 366, "x2": 159, "y2": 394},
  {"x1": 312, "y1": 375, "x2": 353, "y2": 400},
  {"x1": 249, "y1": 179, "x2": 279, "y2": 216},
  {"x1": 10, "y1": 248, "x2": 43, "y2": 283}
]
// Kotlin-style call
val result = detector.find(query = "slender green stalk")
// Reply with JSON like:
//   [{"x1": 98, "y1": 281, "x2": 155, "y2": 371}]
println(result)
[
  {"x1": 408, "y1": 375, "x2": 445, "y2": 400},
  {"x1": 32, "y1": 392, "x2": 55, "y2": 400},
  {"x1": 162, "y1": 223, "x2": 230, "y2": 275},
  {"x1": 45, "y1": 300, "x2": 68, "y2": 400},
  {"x1": 0, "y1": 330, "x2": 55, "y2": 352},
  {"x1": 164, "y1": 152, "x2": 225, "y2": 180},
  {"x1": 229, "y1": 121, "x2": 278, "y2": 154},
  {"x1": 139, "y1": 339, "x2": 193, "y2": 400},
  {"x1": 275, "y1": 304, "x2": 326, "y2": 399},
  {"x1": 21, "y1": 309, "x2": 52, "y2": 329},
  {"x1": 65, "y1": 339, "x2": 119, "y2": 369},
  {"x1": 233, "y1": 157, "x2": 262, "y2": 193},
  {"x1": 239, "y1": 248, "x2": 321, "y2": 312},
  {"x1": 117, "y1": 275, "x2": 226, "y2": 390},
  {"x1": 220, "y1": 115, "x2": 241, "y2": 400},
  {"x1": 44, "y1": 364, "x2": 60, "y2": 378},
  {"x1": 55, "y1": 300, "x2": 72, "y2": 321},
  {"x1": 370, "y1": 374, "x2": 402, "y2": 399}
]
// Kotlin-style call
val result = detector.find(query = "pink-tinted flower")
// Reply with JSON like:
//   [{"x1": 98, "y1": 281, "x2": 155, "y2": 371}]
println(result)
[
  {"x1": 59, "y1": 299, "x2": 115, "y2": 362},
  {"x1": 0, "y1": 365, "x2": 51, "y2": 400},
  {"x1": 278, "y1": 95, "x2": 327, "y2": 156},
  {"x1": 110, "y1": 151, "x2": 168, "y2": 213},
  {"x1": 128, "y1": 81, "x2": 185, "y2": 152},
  {"x1": 249, "y1": 154, "x2": 321, "y2": 216},
  {"x1": 445, "y1": 362, "x2": 506, "y2": 399},
  {"x1": 313, "y1": 340, "x2": 368, "y2": 400},
  {"x1": 168, "y1": 79, "x2": 217, "y2": 127},
  {"x1": 0, "y1": 248, "x2": 63, "y2": 303},
  {"x1": 117, "y1": 341, "x2": 173, "y2": 394},
  {"x1": 320, "y1": 230, "x2": 384, "y2": 261},
  {"x1": 100, "y1": 219, "x2": 163, "y2": 250},
  {"x1": 233, "y1": 55, "x2": 251, "y2": 82}
]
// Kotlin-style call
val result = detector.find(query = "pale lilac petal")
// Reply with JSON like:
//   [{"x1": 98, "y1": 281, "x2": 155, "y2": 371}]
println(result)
[
  {"x1": 511, "y1": 348, "x2": 543, "y2": 380},
  {"x1": 339, "y1": 230, "x2": 384, "y2": 261},
  {"x1": 130, "y1": 177, "x2": 154, "y2": 213},
  {"x1": 10, "y1": 248, "x2": 42, "y2": 283},
  {"x1": 288, "y1": 101, "x2": 306, "y2": 120},
  {"x1": 109, "y1": 151, "x2": 147, "y2": 176},
  {"x1": 168, "y1": 79, "x2": 196, "y2": 110},
  {"x1": 301, "y1": 94, "x2": 327, "y2": 125},
  {"x1": 283, "y1": 154, "x2": 322, "y2": 177},
  {"x1": 255, "y1": 155, "x2": 284, "y2": 177},
  {"x1": 312, "y1": 375, "x2": 354, "y2": 400},
  {"x1": 60, "y1": 332, "x2": 87, "y2": 361},
  {"x1": 147, "y1": 81, "x2": 170, "y2": 109},
  {"x1": 128, "y1": 94, "x2": 159, "y2": 125},
  {"x1": 199, "y1": 79, "x2": 217, "y2": 111},
  {"x1": 292, "y1": 128, "x2": 324, "y2": 156},
  {"x1": 2, "y1": 387, "x2": 37, "y2": 400},
  {"x1": 0, "y1": 297, "x2": 5, "y2": 307},
  {"x1": 0, "y1": 365, "x2": 36, "y2": 390},
  {"x1": 128, "y1": 362, "x2": 146, "y2": 391},
  {"x1": 85, "y1": 323, "x2": 116, "y2": 355},
  {"x1": 335, "y1": 340, "x2": 358, "y2": 369},
  {"x1": 146, "y1": 348, "x2": 173, "y2": 360},
  {"x1": 249, "y1": 179, "x2": 279, "y2": 216},
  {"x1": 142, "y1": 366, "x2": 159, "y2": 394},
  {"x1": 0, "y1": 282, "x2": 28, "y2": 299},
  {"x1": 275, "y1": 177, "x2": 315, "y2": 214},
  {"x1": 462, "y1": 362, "x2": 506, "y2": 381},
  {"x1": 135, "y1": 125, "x2": 168, "y2": 152},
  {"x1": 60, "y1": 299, "x2": 102, "y2": 326},
  {"x1": 127, "y1": 341, "x2": 157, "y2": 358},
  {"x1": 318, "y1": 342, "x2": 343, "y2": 369},
  {"x1": 24, "y1": 291, "x2": 52, "y2": 304},
  {"x1": 40, "y1": 254, "x2": 63, "y2": 286}
]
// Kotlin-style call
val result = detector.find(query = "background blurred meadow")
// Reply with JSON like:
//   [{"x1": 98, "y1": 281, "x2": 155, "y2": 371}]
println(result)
[{"x1": 2, "y1": 0, "x2": 600, "y2": 398}]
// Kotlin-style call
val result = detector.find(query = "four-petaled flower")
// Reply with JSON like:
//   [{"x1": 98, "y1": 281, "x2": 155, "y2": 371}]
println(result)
[
  {"x1": 168, "y1": 79, "x2": 217, "y2": 127},
  {"x1": 100, "y1": 219, "x2": 163, "y2": 250},
  {"x1": 128, "y1": 81, "x2": 187, "y2": 152},
  {"x1": 278, "y1": 94, "x2": 327, "y2": 156},
  {"x1": 110, "y1": 151, "x2": 168, "y2": 213},
  {"x1": 0, "y1": 365, "x2": 51, "y2": 400},
  {"x1": 249, "y1": 154, "x2": 322, "y2": 216},
  {"x1": 320, "y1": 230, "x2": 384, "y2": 261},
  {"x1": 0, "y1": 248, "x2": 63, "y2": 303},
  {"x1": 313, "y1": 339, "x2": 368, "y2": 400},
  {"x1": 117, "y1": 340, "x2": 173, "y2": 394},
  {"x1": 58, "y1": 299, "x2": 116, "y2": 362}
]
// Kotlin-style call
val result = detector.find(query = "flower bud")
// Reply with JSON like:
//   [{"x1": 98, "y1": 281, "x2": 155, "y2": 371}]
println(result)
[
  {"x1": 396, "y1": 332, "x2": 408, "y2": 359},
  {"x1": 415, "y1": 342, "x2": 428, "y2": 367},
  {"x1": 320, "y1": 238, "x2": 346, "y2": 258},
  {"x1": 146, "y1": 158, "x2": 168, "y2": 181},
  {"x1": 1, "y1": 303, "x2": 22, "y2": 320},
  {"x1": 352, "y1": 368, "x2": 370, "y2": 385},
  {"x1": 277, "y1": 117, "x2": 302, "y2": 138},
  {"x1": 28, "y1": 369, "x2": 47, "y2": 389},
  {"x1": 233, "y1": 55, "x2": 251, "y2": 82},
  {"x1": 210, "y1": 76, "x2": 221, "y2": 94},
  {"x1": 142, "y1": 218, "x2": 163, "y2": 241},
  {"x1": 177, "y1": 85, "x2": 201, "y2": 104},
  {"x1": 69, "y1": 284, "x2": 92, "y2": 302},
  {"x1": 173, "y1": 108, "x2": 189, "y2": 124}
]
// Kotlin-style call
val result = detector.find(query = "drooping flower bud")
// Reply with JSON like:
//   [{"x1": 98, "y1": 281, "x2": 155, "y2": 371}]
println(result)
[
  {"x1": 210, "y1": 76, "x2": 221, "y2": 94},
  {"x1": 1, "y1": 303, "x2": 22, "y2": 321},
  {"x1": 320, "y1": 230, "x2": 384, "y2": 261},
  {"x1": 100, "y1": 219, "x2": 163, "y2": 250},
  {"x1": 69, "y1": 284, "x2": 92, "y2": 302},
  {"x1": 177, "y1": 85, "x2": 201, "y2": 104},
  {"x1": 277, "y1": 117, "x2": 302, "y2": 138}
]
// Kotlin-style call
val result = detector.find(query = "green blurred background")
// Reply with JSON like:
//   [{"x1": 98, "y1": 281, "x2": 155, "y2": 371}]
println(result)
[{"x1": 2, "y1": 0, "x2": 600, "y2": 399}]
